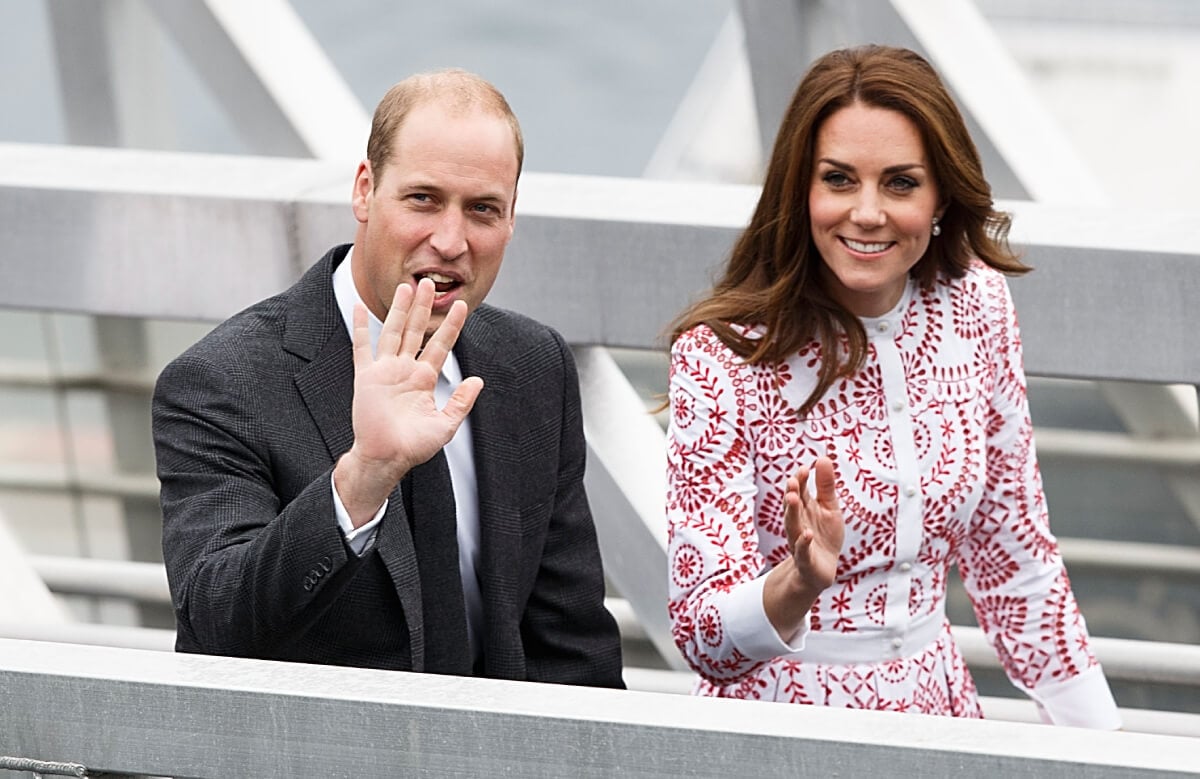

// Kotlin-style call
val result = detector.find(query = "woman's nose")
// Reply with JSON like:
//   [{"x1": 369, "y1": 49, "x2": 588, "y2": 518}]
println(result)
[{"x1": 849, "y1": 195, "x2": 886, "y2": 228}]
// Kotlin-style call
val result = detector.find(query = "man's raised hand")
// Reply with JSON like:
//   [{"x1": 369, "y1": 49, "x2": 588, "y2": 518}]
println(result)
[{"x1": 334, "y1": 278, "x2": 482, "y2": 526}]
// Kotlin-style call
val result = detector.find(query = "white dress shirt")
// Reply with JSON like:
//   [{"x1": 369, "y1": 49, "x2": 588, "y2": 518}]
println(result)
[{"x1": 330, "y1": 246, "x2": 484, "y2": 662}]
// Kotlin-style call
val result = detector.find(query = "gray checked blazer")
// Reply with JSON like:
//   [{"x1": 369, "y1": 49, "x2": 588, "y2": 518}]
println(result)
[{"x1": 153, "y1": 244, "x2": 624, "y2": 688}]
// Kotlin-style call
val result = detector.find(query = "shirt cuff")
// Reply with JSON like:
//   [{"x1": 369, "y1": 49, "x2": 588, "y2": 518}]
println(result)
[
  {"x1": 1028, "y1": 665, "x2": 1122, "y2": 729},
  {"x1": 724, "y1": 573, "x2": 810, "y2": 660},
  {"x1": 330, "y1": 472, "x2": 384, "y2": 556}
]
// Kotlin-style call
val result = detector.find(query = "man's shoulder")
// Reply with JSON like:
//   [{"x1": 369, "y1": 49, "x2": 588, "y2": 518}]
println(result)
[
  {"x1": 462, "y1": 305, "x2": 577, "y2": 391},
  {"x1": 173, "y1": 278, "x2": 297, "y2": 367},
  {"x1": 164, "y1": 246, "x2": 343, "y2": 372},
  {"x1": 468, "y1": 303, "x2": 566, "y2": 348}
]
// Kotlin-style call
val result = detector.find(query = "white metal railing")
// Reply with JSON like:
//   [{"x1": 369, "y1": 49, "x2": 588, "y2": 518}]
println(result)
[
  {"x1": 2, "y1": 637, "x2": 1197, "y2": 777},
  {"x1": 21, "y1": 554, "x2": 1200, "y2": 686},
  {"x1": 15, "y1": 554, "x2": 1200, "y2": 741}
]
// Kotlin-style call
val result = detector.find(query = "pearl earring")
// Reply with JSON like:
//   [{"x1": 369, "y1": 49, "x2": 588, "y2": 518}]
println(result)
[{"x1": 931, "y1": 217, "x2": 941, "y2": 237}]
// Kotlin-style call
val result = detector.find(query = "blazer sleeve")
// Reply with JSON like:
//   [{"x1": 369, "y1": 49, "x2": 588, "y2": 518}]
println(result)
[
  {"x1": 153, "y1": 346, "x2": 365, "y2": 658},
  {"x1": 518, "y1": 329, "x2": 625, "y2": 688}
]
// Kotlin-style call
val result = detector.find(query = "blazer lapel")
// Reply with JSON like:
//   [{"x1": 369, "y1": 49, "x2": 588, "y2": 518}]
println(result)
[
  {"x1": 455, "y1": 311, "x2": 525, "y2": 672},
  {"x1": 286, "y1": 247, "x2": 359, "y2": 473},
  {"x1": 287, "y1": 247, "x2": 428, "y2": 671}
]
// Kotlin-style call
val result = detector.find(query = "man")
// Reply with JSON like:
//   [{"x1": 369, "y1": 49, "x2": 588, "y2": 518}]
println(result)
[{"x1": 153, "y1": 69, "x2": 624, "y2": 687}]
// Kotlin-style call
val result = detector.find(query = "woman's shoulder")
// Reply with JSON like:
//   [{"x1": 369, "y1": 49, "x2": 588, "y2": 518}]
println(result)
[
  {"x1": 928, "y1": 260, "x2": 1018, "y2": 339},
  {"x1": 938, "y1": 260, "x2": 1014, "y2": 303},
  {"x1": 673, "y1": 322, "x2": 762, "y2": 356}
]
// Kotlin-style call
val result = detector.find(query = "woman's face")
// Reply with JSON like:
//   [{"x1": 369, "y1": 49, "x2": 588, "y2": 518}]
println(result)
[{"x1": 808, "y1": 102, "x2": 943, "y2": 317}]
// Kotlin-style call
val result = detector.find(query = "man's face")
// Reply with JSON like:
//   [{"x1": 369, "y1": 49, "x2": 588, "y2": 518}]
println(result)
[{"x1": 351, "y1": 100, "x2": 519, "y2": 336}]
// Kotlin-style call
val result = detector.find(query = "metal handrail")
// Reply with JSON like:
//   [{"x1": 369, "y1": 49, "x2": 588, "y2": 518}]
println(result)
[
  {"x1": 16, "y1": 557, "x2": 1200, "y2": 692},
  {"x1": 28, "y1": 539, "x2": 1200, "y2": 612},
  {"x1": 4, "y1": 637, "x2": 1195, "y2": 776}
]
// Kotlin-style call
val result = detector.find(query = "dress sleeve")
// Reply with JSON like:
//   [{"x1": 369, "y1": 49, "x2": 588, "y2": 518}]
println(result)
[
  {"x1": 958, "y1": 272, "x2": 1121, "y2": 729},
  {"x1": 666, "y1": 327, "x2": 808, "y2": 684}
]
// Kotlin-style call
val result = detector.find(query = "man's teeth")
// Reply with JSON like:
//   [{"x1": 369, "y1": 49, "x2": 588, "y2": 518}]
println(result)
[
  {"x1": 844, "y1": 238, "x2": 891, "y2": 253},
  {"x1": 421, "y1": 272, "x2": 455, "y2": 284}
]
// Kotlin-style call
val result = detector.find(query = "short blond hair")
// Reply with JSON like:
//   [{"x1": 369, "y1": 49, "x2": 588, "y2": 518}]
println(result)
[{"x1": 365, "y1": 68, "x2": 524, "y2": 186}]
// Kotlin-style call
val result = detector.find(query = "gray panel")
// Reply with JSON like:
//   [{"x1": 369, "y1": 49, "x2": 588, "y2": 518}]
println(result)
[
  {"x1": 496, "y1": 215, "x2": 736, "y2": 349},
  {"x1": 1009, "y1": 246, "x2": 1200, "y2": 384},
  {"x1": 0, "y1": 185, "x2": 296, "y2": 321},
  {"x1": 2, "y1": 144, "x2": 1198, "y2": 382},
  {"x1": 1, "y1": 638, "x2": 1195, "y2": 778}
]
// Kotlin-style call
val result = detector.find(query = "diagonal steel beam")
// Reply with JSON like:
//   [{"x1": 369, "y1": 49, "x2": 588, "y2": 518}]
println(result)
[{"x1": 146, "y1": 0, "x2": 369, "y2": 159}]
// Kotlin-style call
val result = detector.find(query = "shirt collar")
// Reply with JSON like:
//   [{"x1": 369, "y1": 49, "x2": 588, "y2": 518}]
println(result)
[{"x1": 332, "y1": 245, "x2": 462, "y2": 382}]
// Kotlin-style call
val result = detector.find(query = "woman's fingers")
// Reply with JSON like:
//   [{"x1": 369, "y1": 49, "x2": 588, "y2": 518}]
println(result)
[{"x1": 812, "y1": 456, "x2": 839, "y2": 509}]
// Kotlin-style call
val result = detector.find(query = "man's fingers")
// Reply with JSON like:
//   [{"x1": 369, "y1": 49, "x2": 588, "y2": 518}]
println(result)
[
  {"x1": 350, "y1": 303, "x2": 372, "y2": 371},
  {"x1": 418, "y1": 299, "x2": 469, "y2": 368},
  {"x1": 377, "y1": 283, "x2": 415, "y2": 357},
  {"x1": 442, "y1": 376, "x2": 484, "y2": 424},
  {"x1": 400, "y1": 278, "x2": 436, "y2": 356}
]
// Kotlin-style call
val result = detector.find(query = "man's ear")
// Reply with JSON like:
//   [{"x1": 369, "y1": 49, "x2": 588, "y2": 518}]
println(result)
[
  {"x1": 507, "y1": 187, "x2": 518, "y2": 237},
  {"x1": 351, "y1": 160, "x2": 373, "y2": 224}
]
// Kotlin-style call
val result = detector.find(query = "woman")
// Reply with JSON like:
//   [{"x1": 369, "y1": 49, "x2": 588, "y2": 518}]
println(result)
[{"x1": 665, "y1": 45, "x2": 1120, "y2": 728}]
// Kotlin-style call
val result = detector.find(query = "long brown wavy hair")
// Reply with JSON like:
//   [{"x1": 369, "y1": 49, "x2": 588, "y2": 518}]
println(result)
[{"x1": 668, "y1": 45, "x2": 1028, "y2": 416}]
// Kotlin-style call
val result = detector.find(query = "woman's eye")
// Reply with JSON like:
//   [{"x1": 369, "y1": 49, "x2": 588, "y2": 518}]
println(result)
[
  {"x1": 822, "y1": 171, "x2": 851, "y2": 187},
  {"x1": 889, "y1": 176, "x2": 918, "y2": 192}
]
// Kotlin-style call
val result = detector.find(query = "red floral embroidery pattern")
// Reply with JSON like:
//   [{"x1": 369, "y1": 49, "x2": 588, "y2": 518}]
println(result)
[
  {"x1": 667, "y1": 266, "x2": 1100, "y2": 718},
  {"x1": 671, "y1": 543, "x2": 705, "y2": 590}
]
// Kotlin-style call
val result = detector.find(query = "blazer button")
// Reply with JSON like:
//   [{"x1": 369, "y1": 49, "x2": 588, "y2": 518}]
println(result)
[
  {"x1": 303, "y1": 578, "x2": 314, "y2": 592},
  {"x1": 320, "y1": 556, "x2": 332, "y2": 572}
]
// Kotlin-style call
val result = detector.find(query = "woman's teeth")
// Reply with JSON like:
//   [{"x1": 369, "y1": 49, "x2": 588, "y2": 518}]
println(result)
[{"x1": 844, "y1": 238, "x2": 891, "y2": 253}]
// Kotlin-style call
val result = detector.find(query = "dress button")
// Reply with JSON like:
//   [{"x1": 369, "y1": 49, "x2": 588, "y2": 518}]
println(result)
[
  {"x1": 904, "y1": 485, "x2": 917, "y2": 498},
  {"x1": 877, "y1": 321, "x2": 890, "y2": 333},
  {"x1": 891, "y1": 399, "x2": 906, "y2": 413},
  {"x1": 891, "y1": 637, "x2": 903, "y2": 649},
  {"x1": 899, "y1": 562, "x2": 912, "y2": 573}
]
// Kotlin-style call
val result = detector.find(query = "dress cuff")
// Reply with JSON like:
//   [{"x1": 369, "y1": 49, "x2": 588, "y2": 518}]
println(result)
[
  {"x1": 1028, "y1": 665, "x2": 1122, "y2": 729},
  {"x1": 330, "y1": 473, "x2": 384, "y2": 556},
  {"x1": 724, "y1": 573, "x2": 810, "y2": 660}
]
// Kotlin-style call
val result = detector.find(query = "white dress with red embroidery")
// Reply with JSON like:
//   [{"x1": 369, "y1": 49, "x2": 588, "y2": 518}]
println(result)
[{"x1": 666, "y1": 263, "x2": 1120, "y2": 728}]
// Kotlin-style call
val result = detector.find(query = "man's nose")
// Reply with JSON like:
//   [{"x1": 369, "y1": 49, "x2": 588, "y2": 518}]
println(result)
[{"x1": 430, "y1": 209, "x2": 468, "y2": 259}]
